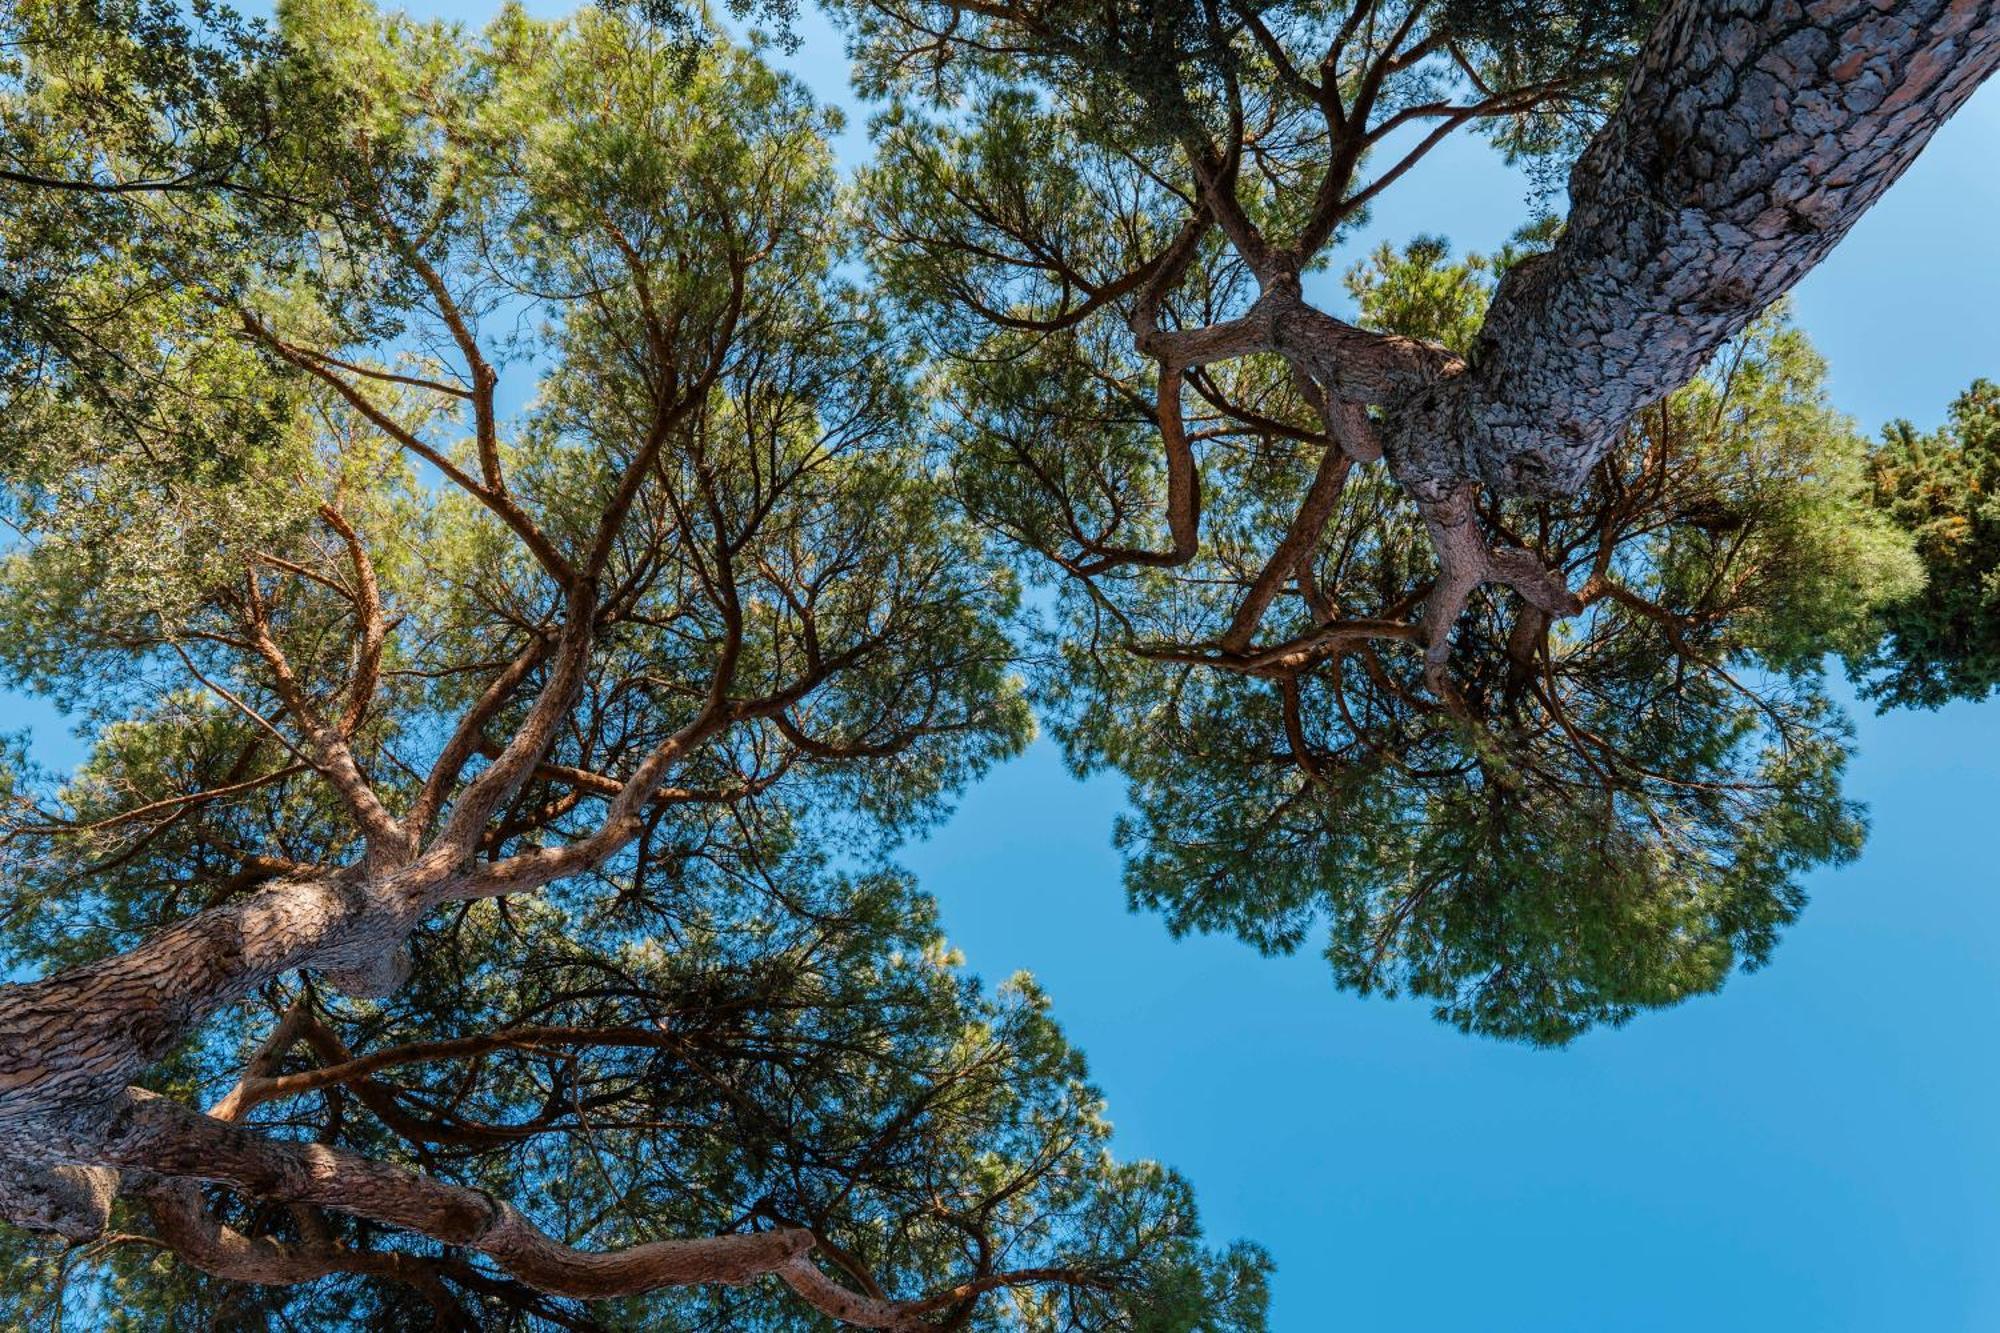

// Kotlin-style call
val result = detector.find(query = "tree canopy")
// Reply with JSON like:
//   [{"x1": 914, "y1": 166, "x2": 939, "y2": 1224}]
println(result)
[
  {"x1": 841, "y1": 0, "x2": 1998, "y2": 1040},
  {"x1": 1, "y1": 0, "x2": 1997, "y2": 1327},
  {"x1": 1856, "y1": 379, "x2": 2000, "y2": 710},
  {"x1": 1024, "y1": 239, "x2": 1917, "y2": 1042},
  {"x1": 0, "y1": 3, "x2": 1262, "y2": 1326}
]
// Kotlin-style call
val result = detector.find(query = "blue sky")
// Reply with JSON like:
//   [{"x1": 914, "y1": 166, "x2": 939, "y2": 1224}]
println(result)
[{"x1": 6, "y1": 7, "x2": 1999, "y2": 1329}]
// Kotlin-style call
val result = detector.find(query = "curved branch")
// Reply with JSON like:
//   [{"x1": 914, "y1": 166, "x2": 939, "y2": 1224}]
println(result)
[{"x1": 99, "y1": 1090, "x2": 818, "y2": 1298}]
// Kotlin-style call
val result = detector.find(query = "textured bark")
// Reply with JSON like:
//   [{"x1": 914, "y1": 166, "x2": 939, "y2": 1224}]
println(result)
[
  {"x1": 0, "y1": 1156, "x2": 117, "y2": 1241},
  {"x1": 1154, "y1": 2, "x2": 2000, "y2": 499},
  {"x1": 1387, "y1": 0, "x2": 2000, "y2": 495},
  {"x1": 776, "y1": 1254, "x2": 915, "y2": 1329},
  {"x1": 1114, "y1": 0, "x2": 2000, "y2": 690},
  {"x1": 0, "y1": 870, "x2": 388, "y2": 1119},
  {"x1": 141, "y1": 1178, "x2": 386, "y2": 1287}
]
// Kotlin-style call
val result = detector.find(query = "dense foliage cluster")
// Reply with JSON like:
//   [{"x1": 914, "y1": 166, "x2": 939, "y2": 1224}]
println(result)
[
  {"x1": 836, "y1": 0, "x2": 1976, "y2": 1042},
  {"x1": 1034, "y1": 239, "x2": 1919, "y2": 1042},
  {"x1": 1857, "y1": 380, "x2": 2000, "y2": 709}
]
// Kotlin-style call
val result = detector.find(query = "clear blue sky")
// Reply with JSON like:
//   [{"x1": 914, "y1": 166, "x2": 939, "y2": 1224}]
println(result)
[{"x1": 5, "y1": 7, "x2": 1998, "y2": 1329}]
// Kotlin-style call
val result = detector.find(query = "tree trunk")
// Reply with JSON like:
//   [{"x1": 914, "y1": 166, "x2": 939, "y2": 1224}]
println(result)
[{"x1": 1386, "y1": 0, "x2": 2000, "y2": 496}]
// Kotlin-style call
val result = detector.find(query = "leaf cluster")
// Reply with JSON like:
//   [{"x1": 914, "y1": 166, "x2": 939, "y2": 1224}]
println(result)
[{"x1": 1854, "y1": 379, "x2": 2000, "y2": 709}]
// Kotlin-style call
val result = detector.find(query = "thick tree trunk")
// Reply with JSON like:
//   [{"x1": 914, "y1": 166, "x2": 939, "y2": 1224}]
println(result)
[
  {"x1": 1387, "y1": 0, "x2": 2000, "y2": 496},
  {"x1": 1164, "y1": 2, "x2": 2000, "y2": 497},
  {"x1": 0, "y1": 1156, "x2": 117, "y2": 1240}
]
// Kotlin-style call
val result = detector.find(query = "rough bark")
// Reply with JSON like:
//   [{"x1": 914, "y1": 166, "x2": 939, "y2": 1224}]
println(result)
[
  {"x1": 0, "y1": 870, "x2": 388, "y2": 1119},
  {"x1": 96, "y1": 1090, "x2": 819, "y2": 1295},
  {"x1": 0, "y1": 1156, "x2": 118, "y2": 1241},
  {"x1": 1147, "y1": 1, "x2": 2000, "y2": 500},
  {"x1": 1388, "y1": 0, "x2": 2000, "y2": 496},
  {"x1": 1119, "y1": 0, "x2": 1999, "y2": 692}
]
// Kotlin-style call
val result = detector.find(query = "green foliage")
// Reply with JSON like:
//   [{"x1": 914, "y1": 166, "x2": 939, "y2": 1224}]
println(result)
[
  {"x1": 841, "y1": 0, "x2": 1652, "y2": 367},
  {"x1": 8, "y1": 863, "x2": 1268, "y2": 1331},
  {"x1": 830, "y1": 0, "x2": 1906, "y2": 1041},
  {"x1": 1438, "y1": 0, "x2": 1658, "y2": 173},
  {"x1": 0, "y1": 5, "x2": 1261, "y2": 1326},
  {"x1": 1012, "y1": 240, "x2": 1917, "y2": 1044},
  {"x1": 599, "y1": 0, "x2": 806, "y2": 63},
  {"x1": 0, "y1": 0, "x2": 286, "y2": 192},
  {"x1": 1855, "y1": 379, "x2": 2000, "y2": 708},
  {"x1": 1345, "y1": 235, "x2": 1496, "y2": 356}
]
